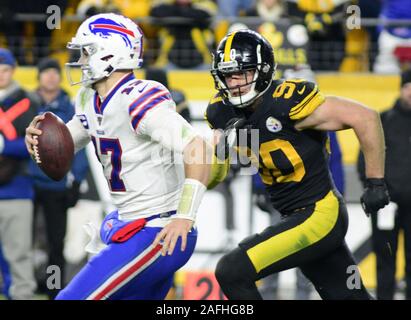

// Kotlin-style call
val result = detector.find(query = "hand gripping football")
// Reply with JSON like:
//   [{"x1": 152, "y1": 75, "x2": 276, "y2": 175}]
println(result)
[{"x1": 33, "y1": 112, "x2": 74, "y2": 181}]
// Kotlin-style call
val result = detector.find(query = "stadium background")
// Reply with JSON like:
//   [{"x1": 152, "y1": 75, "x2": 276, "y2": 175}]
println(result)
[{"x1": 1, "y1": 0, "x2": 410, "y2": 299}]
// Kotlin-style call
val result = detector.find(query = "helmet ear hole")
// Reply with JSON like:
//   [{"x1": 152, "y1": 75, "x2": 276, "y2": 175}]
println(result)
[{"x1": 262, "y1": 63, "x2": 270, "y2": 74}]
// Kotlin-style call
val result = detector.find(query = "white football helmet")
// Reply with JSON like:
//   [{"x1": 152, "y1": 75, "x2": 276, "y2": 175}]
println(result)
[{"x1": 66, "y1": 13, "x2": 144, "y2": 86}]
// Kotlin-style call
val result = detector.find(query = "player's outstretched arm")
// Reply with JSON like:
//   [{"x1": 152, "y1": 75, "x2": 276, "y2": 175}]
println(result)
[
  {"x1": 295, "y1": 96, "x2": 384, "y2": 177},
  {"x1": 294, "y1": 96, "x2": 389, "y2": 214},
  {"x1": 182, "y1": 135, "x2": 212, "y2": 186},
  {"x1": 153, "y1": 135, "x2": 212, "y2": 256}
]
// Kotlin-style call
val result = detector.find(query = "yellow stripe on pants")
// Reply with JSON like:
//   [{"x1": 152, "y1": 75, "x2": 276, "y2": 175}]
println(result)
[{"x1": 246, "y1": 191, "x2": 339, "y2": 273}]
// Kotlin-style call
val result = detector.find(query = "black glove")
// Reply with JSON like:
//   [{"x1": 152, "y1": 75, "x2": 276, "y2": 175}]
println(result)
[
  {"x1": 215, "y1": 117, "x2": 246, "y2": 161},
  {"x1": 360, "y1": 178, "x2": 390, "y2": 217},
  {"x1": 66, "y1": 181, "x2": 81, "y2": 208}
]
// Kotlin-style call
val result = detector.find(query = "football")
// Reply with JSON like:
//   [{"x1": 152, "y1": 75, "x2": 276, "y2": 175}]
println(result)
[{"x1": 33, "y1": 112, "x2": 74, "y2": 181}]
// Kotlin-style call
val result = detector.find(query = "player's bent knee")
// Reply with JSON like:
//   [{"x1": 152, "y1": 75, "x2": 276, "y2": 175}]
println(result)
[
  {"x1": 215, "y1": 252, "x2": 236, "y2": 285},
  {"x1": 215, "y1": 247, "x2": 255, "y2": 286}
]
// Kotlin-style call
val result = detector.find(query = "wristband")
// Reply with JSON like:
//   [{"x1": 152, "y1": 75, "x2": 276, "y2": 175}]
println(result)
[{"x1": 174, "y1": 178, "x2": 207, "y2": 221}]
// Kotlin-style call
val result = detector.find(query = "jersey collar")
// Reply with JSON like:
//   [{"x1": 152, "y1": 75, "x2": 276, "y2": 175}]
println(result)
[{"x1": 94, "y1": 72, "x2": 135, "y2": 115}]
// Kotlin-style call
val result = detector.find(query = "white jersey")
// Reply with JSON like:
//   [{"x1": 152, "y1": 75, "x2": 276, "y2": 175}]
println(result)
[{"x1": 67, "y1": 73, "x2": 197, "y2": 220}]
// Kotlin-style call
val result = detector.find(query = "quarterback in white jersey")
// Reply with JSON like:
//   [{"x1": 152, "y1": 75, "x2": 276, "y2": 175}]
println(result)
[
  {"x1": 25, "y1": 13, "x2": 212, "y2": 300},
  {"x1": 68, "y1": 75, "x2": 195, "y2": 222}
]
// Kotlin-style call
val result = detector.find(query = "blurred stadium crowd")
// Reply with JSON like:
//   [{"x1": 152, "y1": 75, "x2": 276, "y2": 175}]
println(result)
[{"x1": 0, "y1": 0, "x2": 410, "y2": 73}]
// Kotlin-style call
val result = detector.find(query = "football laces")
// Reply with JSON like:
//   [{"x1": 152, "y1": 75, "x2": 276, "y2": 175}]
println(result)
[{"x1": 32, "y1": 136, "x2": 41, "y2": 164}]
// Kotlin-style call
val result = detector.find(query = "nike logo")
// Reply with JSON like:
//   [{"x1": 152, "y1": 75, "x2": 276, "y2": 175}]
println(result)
[
  {"x1": 297, "y1": 86, "x2": 306, "y2": 95},
  {"x1": 138, "y1": 84, "x2": 148, "y2": 93}
]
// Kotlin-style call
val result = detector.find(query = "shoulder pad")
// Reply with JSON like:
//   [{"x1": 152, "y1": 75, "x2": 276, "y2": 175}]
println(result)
[
  {"x1": 122, "y1": 80, "x2": 169, "y2": 100},
  {"x1": 126, "y1": 80, "x2": 174, "y2": 125},
  {"x1": 273, "y1": 79, "x2": 325, "y2": 120},
  {"x1": 205, "y1": 93, "x2": 227, "y2": 129},
  {"x1": 209, "y1": 93, "x2": 224, "y2": 106}
]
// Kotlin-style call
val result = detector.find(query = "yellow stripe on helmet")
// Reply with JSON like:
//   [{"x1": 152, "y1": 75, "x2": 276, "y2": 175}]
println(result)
[{"x1": 224, "y1": 32, "x2": 237, "y2": 62}]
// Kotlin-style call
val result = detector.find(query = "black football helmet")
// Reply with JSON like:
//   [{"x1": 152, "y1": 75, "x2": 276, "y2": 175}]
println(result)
[{"x1": 211, "y1": 29, "x2": 276, "y2": 108}]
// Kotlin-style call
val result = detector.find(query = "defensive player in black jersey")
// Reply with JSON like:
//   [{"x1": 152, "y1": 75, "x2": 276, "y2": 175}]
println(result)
[{"x1": 205, "y1": 30, "x2": 390, "y2": 300}]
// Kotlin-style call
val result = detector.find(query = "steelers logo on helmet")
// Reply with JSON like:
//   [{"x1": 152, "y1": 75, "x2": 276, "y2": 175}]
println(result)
[
  {"x1": 266, "y1": 116, "x2": 282, "y2": 133},
  {"x1": 211, "y1": 29, "x2": 276, "y2": 108}
]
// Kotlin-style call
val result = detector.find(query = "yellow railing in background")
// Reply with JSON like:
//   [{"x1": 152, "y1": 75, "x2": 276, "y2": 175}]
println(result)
[{"x1": 15, "y1": 68, "x2": 399, "y2": 165}]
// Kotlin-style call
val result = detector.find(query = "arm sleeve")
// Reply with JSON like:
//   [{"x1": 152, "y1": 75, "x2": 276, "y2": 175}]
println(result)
[
  {"x1": 139, "y1": 105, "x2": 198, "y2": 153},
  {"x1": 128, "y1": 83, "x2": 198, "y2": 153},
  {"x1": 67, "y1": 89, "x2": 91, "y2": 153},
  {"x1": 66, "y1": 115, "x2": 91, "y2": 153},
  {"x1": 207, "y1": 154, "x2": 230, "y2": 189}
]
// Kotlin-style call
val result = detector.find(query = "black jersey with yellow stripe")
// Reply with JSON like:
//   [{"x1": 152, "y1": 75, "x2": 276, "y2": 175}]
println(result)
[{"x1": 205, "y1": 78, "x2": 334, "y2": 213}]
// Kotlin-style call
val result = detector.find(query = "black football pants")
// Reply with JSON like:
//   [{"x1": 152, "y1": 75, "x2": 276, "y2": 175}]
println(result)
[{"x1": 215, "y1": 190, "x2": 372, "y2": 300}]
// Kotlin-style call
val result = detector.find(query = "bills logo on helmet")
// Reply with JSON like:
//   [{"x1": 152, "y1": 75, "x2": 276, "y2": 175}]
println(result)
[{"x1": 89, "y1": 17, "x2": 134, "y2": 48}]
